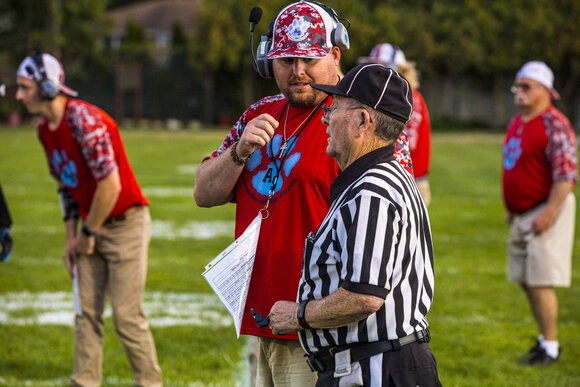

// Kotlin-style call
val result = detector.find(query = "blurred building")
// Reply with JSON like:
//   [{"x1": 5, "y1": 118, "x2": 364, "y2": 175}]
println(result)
[
  {"x1": 103, "y1": 0, "x2": 202, "y2": 124},
  {"x1": 106, "y1": 0, "x2": 200, "y2": 67}
]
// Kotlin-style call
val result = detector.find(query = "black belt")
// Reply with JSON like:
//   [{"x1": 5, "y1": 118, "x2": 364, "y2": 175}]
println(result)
[
  {"x1": 306, "y1": 328, "x2": 431, "y2": 373},
  {"x1": 104, "y1": 204, "x2": 144, "y2": 224}
]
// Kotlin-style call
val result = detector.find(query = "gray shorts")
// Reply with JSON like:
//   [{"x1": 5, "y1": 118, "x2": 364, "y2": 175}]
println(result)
[{"x1": 508, "y1": 193, "x2": 575, "y2": 287}]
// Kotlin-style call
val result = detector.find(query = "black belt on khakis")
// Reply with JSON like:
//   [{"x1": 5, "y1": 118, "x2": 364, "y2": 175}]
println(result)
[
  {"x1": 306, "y1": 328, "x2": 431, "y2": 373},
  {"x1": 104, "y1": 204, "x2": 144, "y2": 224}
]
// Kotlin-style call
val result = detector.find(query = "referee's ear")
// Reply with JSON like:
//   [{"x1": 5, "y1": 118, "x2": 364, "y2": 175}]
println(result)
[{"x1": 356, "y1": 107, "x2": 373, "y2": 136}]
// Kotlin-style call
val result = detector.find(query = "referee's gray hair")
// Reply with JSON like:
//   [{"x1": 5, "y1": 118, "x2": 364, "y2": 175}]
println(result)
[{"x1": 351, "y1": 102, "x2": 404, "y2": 142}]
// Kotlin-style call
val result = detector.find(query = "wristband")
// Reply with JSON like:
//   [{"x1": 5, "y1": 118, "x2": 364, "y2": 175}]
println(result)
[
  {"x1": 81, "y1": 225, "x2": 95, "y2": 237},
  {"x1": 297, "y1": 300, "x2": 312, "y2": 330},
  {"x1": 231, "y1": 141, "x2": 249, "y2": 166}
]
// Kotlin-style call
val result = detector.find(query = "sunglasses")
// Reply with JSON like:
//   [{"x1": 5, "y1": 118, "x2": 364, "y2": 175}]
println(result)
[{"x1": 510, "y1": 83, "x2": 537, "y2": 93}]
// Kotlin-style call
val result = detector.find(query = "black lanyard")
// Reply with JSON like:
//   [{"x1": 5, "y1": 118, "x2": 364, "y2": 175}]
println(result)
[{"x1": 262, "y1": 99, "x2": 325, "y2": 214}]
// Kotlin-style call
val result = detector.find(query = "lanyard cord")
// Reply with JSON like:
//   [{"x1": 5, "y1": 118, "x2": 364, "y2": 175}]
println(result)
[{"x1": 260, "y1": 98, "x2": 326, "y2": 218}]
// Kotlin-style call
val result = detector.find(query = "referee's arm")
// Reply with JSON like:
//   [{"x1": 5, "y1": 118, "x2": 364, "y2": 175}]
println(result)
[{"x1": 269, "y1": 288, "x2": 383, "y2": 336}]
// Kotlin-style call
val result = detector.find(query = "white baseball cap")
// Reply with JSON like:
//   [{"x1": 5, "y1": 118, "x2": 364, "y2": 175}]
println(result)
[
  {"x1": 358, "y1": 43, "x2": 406, "y2": 69},
  {"x1": 16, "y1": 53, "x2": 78, "y2": 97},
  {"x1": 516, "y1": 61, "x2": 560, "y2": 100}
]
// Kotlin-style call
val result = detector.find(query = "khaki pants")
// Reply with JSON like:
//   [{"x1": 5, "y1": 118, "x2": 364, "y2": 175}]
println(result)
[
  {"x1": 71, "y1": 206, "x2": 162, "y2": 387},
  {"x1": 256, "y1": 337, "x2": 316, "y2": 387}
]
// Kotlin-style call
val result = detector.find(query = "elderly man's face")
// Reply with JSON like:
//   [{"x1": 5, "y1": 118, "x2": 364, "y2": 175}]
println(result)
[
  {"x1": 273, "y1": 47, "x2": 341, "y2": 108},
  {"x1": 322, "y1": 96, "x2": 363, "y2": 163}
]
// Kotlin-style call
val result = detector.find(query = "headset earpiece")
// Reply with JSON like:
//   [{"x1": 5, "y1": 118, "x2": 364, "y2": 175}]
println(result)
[
  {"x1": 255, "y1": 22, "x2": 274, "y2": 79},
  {"x1": 331, "y1": 22, "x2": 350, "y2": 51},
  {"x1": 32, "y1": 53, "x2": 59, "y2": 100},
  {"x1": 307, "y1": 0, "x2": 350, "y2": 52}
]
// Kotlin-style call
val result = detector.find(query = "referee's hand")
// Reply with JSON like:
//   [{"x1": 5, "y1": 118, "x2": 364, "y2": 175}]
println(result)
[{"x1": 268, "y1": 300, "x2": 300, "y2": 336}]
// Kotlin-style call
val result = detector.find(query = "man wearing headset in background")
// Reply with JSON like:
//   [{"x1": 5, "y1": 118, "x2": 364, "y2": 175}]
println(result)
[
  {"x1": 16, "y1": 53, "x2": 162, "y2": 386},
  {"x1": 194, "y1": 1, "x2": 413, "y2": 385}
]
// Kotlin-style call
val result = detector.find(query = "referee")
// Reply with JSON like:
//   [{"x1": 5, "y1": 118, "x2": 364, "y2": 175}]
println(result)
[{"x1": 268, "y1": 63, "x2": 441, "y2": 386}]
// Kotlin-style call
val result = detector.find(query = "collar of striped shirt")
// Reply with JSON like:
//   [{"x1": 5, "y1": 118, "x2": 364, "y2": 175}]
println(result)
[{"x1": 330, "y1": 145, "x2": 394, "y2": 202}]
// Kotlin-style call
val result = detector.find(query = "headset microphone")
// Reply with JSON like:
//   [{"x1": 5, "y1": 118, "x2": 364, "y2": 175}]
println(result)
[
  {"x1": 249, "y1": 7, "x2": 263, "y2": 74},
  {"x1": 248, "y1": 6, "x2": 274, "y2": 79},
  {"x1": 249, "y1": 6, "x2": 262, "y2": 32}
]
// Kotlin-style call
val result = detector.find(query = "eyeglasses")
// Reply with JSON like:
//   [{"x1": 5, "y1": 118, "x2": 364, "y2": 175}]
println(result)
[
  {"x1": 322, "y1": 103, "x2": 366, "y2": 121},
  {"x1": 510, "y1": 83, "x2": 537, "y2": 94}
]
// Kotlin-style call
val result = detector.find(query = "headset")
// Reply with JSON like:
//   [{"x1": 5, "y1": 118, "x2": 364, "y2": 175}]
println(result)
[
  {"x1": 249, "y1": 1, "x2": 350, "y2": 79},
  {"x1": 26, "y1": 52, "x2": 60, "y2": 100}
]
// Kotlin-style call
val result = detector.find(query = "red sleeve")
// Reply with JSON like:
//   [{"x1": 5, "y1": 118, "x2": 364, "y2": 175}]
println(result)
[
  {"x1": 407, "y1": 91, "x2": 431, "y2": 179},
  {"x1": 545, "y1": 108, "x2": 577, "y2": 184},
  {"x1": 68, "y1": 101, "x2": 118, "y2": 181}
]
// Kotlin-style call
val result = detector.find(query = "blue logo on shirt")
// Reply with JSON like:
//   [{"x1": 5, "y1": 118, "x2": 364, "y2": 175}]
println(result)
[
  {"x1": 247, "y1": 134, "x2": 301, "y2": 196},
  {"x1": 503, "y1": 137, "x2": 522, "y2": 170},
  {"x1": 51, "y1": 149, "x2": 78, "y2": 187}
]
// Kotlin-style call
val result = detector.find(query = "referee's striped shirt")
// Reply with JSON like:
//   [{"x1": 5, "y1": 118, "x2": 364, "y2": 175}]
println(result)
[{"x1": 297, "y1": 145, "x2": 435, "y2": 355}]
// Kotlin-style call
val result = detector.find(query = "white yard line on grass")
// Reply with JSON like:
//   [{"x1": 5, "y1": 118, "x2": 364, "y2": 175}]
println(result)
[
  {"x1": 0, "y1": 291, "x2": 231, "y2": 328},
  {"x1": 142, "y1": 187, "x2": 193, "y2": 197},
  {"x1": 14, "y1": 220, "x2": 234, "y2": 240},
  {"x1": 152, "y1": 220, "x2": 234, "y2": 240},
  {"x1": 0, "y1": 291, "x2": 252, "y2": 386},
  {"x1": 176, "y1": 164, "x2": 199, "y2": 175}
]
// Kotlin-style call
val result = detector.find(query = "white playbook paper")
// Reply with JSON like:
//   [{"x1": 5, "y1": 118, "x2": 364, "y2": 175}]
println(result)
[{"x1": 202, "y1": 215, "x2": 262, "y2": 337}]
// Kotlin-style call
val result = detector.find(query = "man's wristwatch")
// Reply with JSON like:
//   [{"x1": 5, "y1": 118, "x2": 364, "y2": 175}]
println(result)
[
  {"x1": 81, "y1": 225, "x2": 95, "y2": 237},
  {"x1": 297, "y1": 300, "x2": 312, "y2": 330}
]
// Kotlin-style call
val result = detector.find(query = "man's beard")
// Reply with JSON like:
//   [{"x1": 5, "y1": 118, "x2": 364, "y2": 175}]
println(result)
[{"x1": 287, "y1": 89, "x2": 320, "y2": 107}]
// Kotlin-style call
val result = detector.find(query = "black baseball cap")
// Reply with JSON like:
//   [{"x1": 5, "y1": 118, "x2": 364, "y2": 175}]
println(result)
[{"x1": 311, "y1": 63, "x2": 413, "y2": 123}]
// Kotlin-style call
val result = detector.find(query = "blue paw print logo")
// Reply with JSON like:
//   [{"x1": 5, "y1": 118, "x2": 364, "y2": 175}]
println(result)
[
  {"x1": 247, "y1": 134, "x2": 301, "y2": 197},
  {"x1": 287, "y1": 17, "x2": 309, "y2": 41},
  {"x1": 51, "y1": 149, "x2": 78, "y2": 187},
  {"x1": 503, "y1": 137, "x2": 522, "y2": 170}
]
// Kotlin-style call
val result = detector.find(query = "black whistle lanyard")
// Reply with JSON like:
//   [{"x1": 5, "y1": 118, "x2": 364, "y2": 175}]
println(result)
[{"x1": 260, "y1": 99, "x2": 325, "y2": 219}]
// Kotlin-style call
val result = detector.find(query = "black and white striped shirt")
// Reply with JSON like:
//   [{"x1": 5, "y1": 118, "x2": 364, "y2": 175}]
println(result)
[{"x1": 297, "y1": 145, "x2": 434, "y2": 354}]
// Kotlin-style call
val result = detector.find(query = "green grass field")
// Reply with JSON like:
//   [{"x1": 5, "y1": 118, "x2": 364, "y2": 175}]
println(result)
[{"x1": 0, "y1": 127, "x2": 578, "y2": 386}]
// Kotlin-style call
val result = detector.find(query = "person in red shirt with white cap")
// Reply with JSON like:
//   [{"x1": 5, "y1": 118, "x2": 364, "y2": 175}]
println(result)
[
  {"x1": 359, "y1": 43, "x2": 432, "y2": 206},
  {"x1": 502, "y1": 61, "x2": 577, "y2": 365},
  {"x1": 16, "y1": 52, "x2": 162, "y2": 386}
]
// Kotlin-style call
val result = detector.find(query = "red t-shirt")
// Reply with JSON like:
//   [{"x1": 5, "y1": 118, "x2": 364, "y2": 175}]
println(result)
[
  {"x1": 38, "y1": 99, "x2": 147, "y2": 219},
  {"x1": 205, "y1": 94, "x2": 413, "y2": 340},
  {"x1": 406, "y1": 89, "x2": 431, "y2": 179},
  {"x1": 502, "y1": 105, "x2": 577, "y2": 214}
]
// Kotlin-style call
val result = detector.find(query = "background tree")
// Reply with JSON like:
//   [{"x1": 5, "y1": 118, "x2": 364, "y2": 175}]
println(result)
[{"x1": 0, "y1": 0, "x2": 577, "y2": 126}]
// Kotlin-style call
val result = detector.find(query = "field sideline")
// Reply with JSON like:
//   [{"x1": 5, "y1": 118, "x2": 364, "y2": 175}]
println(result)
[{"x1": 0, "y1": 127, "x2": 579, "y2": 386}]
